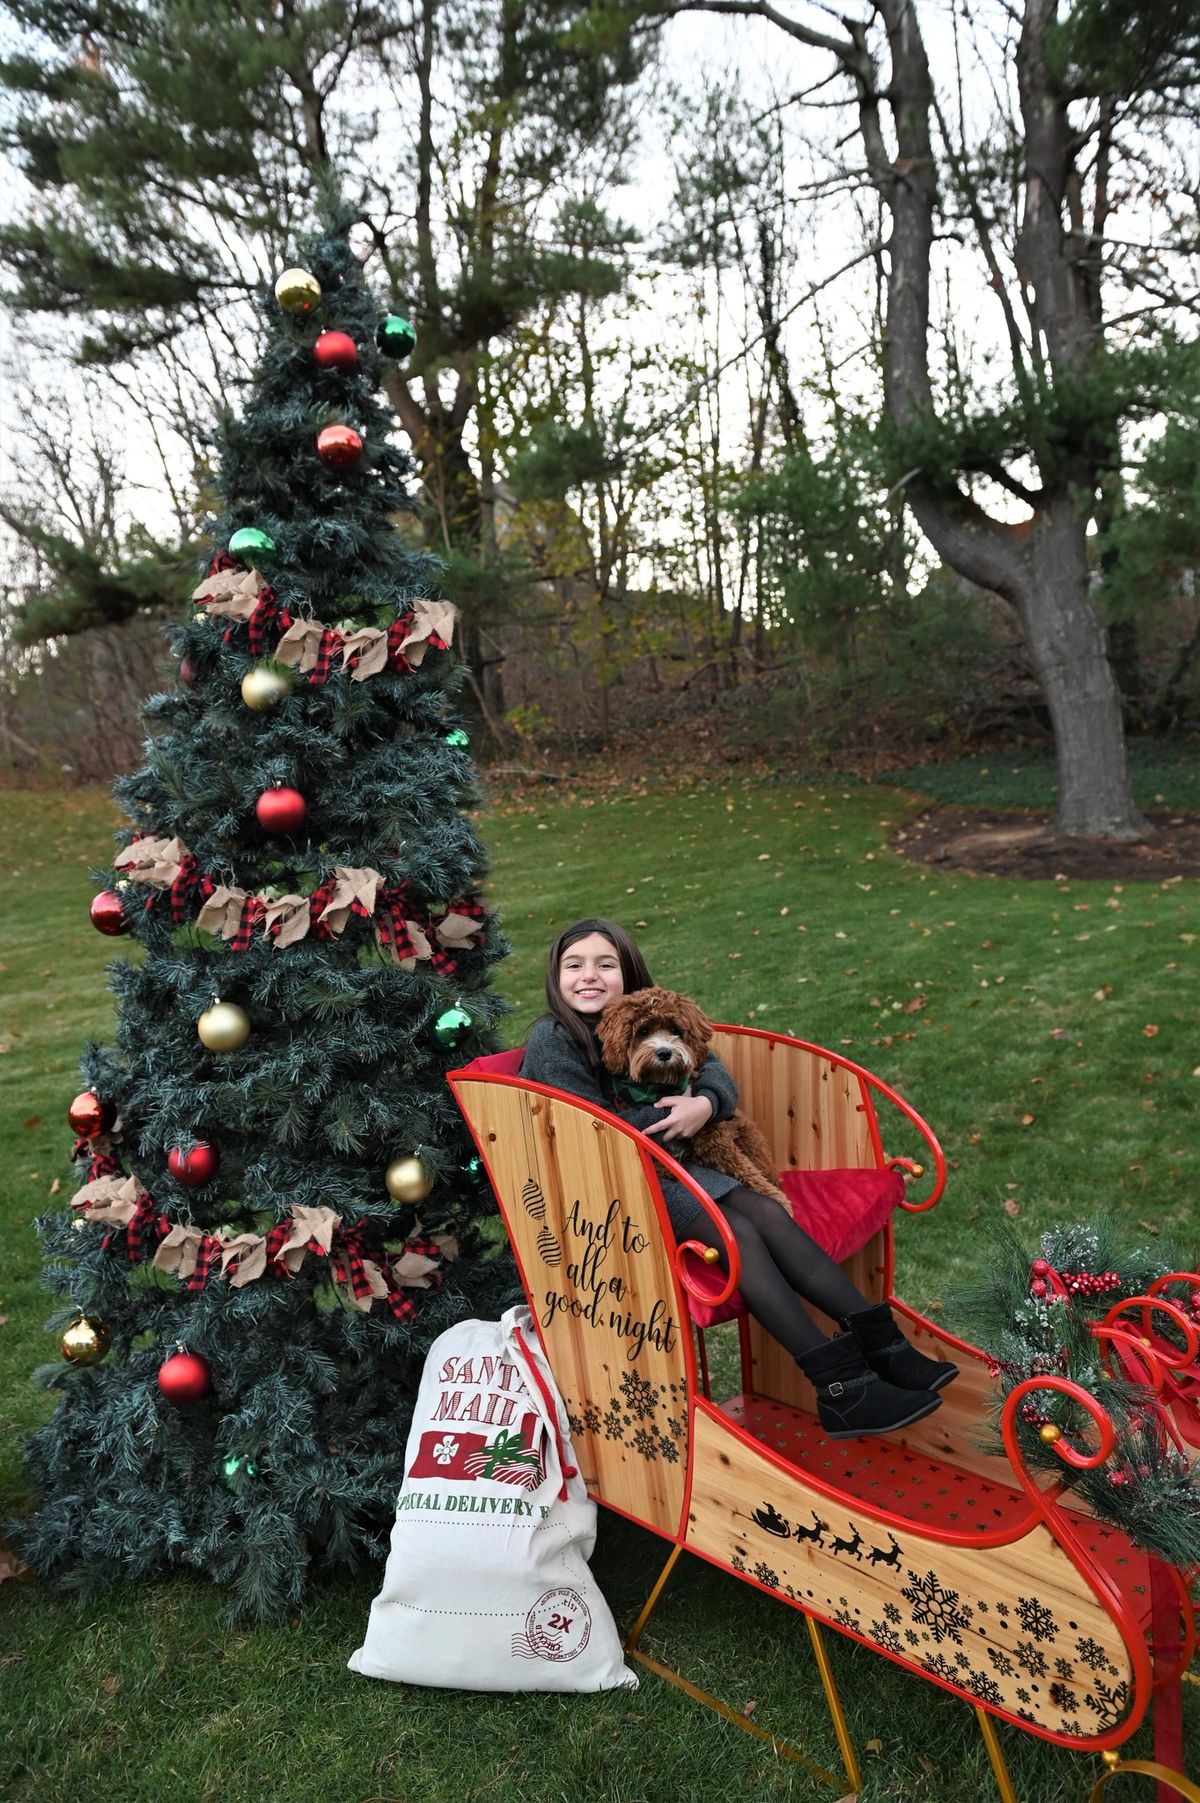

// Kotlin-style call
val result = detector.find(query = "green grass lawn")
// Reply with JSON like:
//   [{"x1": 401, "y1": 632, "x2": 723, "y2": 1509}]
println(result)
[{"x1": 2, "y1": 776, "x2": 1197, "y2": 1803}]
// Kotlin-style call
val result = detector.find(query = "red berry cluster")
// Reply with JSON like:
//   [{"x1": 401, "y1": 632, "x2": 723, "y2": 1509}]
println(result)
[
  {"x1": 1020, "y1": 1400, "x2": 1049, "y2": 1428},
  {"x1": 1061, "y1": 1270, "x2": 1121, "y2": 1298}
]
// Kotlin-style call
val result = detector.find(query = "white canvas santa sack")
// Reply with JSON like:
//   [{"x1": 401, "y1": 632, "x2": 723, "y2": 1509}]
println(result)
[{"x1": 348, "y1": 1303, "x2": 637, "y2": 1692}]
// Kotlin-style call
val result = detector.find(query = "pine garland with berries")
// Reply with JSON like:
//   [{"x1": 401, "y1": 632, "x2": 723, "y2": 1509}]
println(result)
[{"x1": 954, "y1": 1217, "x2": 1200, "y2": 1573}]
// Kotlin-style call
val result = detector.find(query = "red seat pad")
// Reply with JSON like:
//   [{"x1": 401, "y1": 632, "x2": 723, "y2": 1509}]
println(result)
[
  {"x1": 461, "y1": 1048, "x2": 525, "y2": 1076},
  {"x1": 685, "y1": 1168, "x2": 905, "y2": 1329}
]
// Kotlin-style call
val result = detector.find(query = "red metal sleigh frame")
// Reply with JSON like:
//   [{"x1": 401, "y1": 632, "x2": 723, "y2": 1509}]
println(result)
[{"x1": 449, "y1": 1024, "x2": 1199, "y2": 1802}]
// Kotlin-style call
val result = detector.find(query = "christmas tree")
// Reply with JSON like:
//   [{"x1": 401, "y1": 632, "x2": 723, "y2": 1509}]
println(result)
[{"x1": 14, "y1": 215, "x2": 515, "y2": 1620}]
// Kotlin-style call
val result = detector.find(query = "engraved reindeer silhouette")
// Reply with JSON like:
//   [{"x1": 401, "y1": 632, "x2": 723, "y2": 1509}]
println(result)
[
  {"x1": 830, "y1": 1522, "x2": 864, "y2": 1561},
  {"x1": 868, "y1": 1531, "x2": 903, "y2": 1569},
  {"x1": 794, "y1": 1511, "x2": 829, "y2": 1547}
]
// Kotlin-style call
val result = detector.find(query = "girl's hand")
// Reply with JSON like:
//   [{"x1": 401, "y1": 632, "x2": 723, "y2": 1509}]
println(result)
[{"x1": 643, "y1": 1092, "x2": 714, "y2": 1142}]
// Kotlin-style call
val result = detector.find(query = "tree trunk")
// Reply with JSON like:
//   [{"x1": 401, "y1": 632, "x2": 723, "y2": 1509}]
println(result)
[{"x1": 1013, "y1": 503, "x2": 1142, "y2": 837}]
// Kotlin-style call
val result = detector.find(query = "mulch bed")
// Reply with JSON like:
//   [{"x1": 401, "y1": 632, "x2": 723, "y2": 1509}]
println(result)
[{"x1": 892, "y1": 809, "x2": 1200, "y2": 881}]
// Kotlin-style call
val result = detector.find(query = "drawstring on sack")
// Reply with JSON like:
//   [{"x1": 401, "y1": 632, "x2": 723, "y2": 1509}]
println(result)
[{"x1": 512, "y1": 1322, "x2": 578, "y2": 1501}]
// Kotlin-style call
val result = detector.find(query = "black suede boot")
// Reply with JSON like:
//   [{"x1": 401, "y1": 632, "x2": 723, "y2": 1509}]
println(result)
[
  {"x1": 797, "y1": 1333, "x2": 942, "y2": 1439},
  {"x1": 841, "y1": 1302, "x2": 959, "y2": 1392}
]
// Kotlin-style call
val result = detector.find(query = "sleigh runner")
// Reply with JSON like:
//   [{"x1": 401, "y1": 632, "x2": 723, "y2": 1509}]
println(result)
[{"x1": 448, "y1": 1025, "x2": 1199, "y2": 1800}]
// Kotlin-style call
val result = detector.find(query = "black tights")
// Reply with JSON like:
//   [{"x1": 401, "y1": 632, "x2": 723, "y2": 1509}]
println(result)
[{"x1": 686, "y1": 1187, "x2": 867, "y2": 1359}]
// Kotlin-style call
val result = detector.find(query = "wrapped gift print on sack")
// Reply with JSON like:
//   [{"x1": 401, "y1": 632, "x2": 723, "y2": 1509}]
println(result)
[{"x1": 348, "y1": 1305, "x2": 636, "y2": 1691}]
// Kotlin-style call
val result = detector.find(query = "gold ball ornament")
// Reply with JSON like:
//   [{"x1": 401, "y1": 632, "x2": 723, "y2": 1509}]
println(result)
[
  {"x1": 1039, "y1": 1423, "x2": 1062, "y2": 1445},
  {"x1": 240, "y1": 664, "x2": 293, "y2": 711},
  {"x1": 274, "y1": 266, "x2": 322, "y2": 314},
  {"x1": 385, "y1": 1155, "x2": 433, "y2": 1202},
  {"x1": 198, "y1": 1001, "x2": 251, "y2": 1052},
  {"x1": 61, "y1": 1316, "x2": 111, "y2": 1365}
]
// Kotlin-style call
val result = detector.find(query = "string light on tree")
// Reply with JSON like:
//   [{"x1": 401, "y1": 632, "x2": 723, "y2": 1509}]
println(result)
[
  {"x1": 61, "y1": 1316, "x2": 111, "y2": 1365},
  {"x1": 197, "y1": 1001, "x2": 251, "y2": 1052},
  {"x1": 221, "y1": 1452, "x2": 257, "y2": 1489},
  {"x1": 274, "y1": 267, "x2": 322, "y2": 313},
  {"x1": 445, "y1": 728, "x2": 470, "y2": 748}
]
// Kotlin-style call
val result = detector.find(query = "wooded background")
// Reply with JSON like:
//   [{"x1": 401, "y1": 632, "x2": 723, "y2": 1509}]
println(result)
[{"x1": 0, "y1": 1, "x2": 1197, "y2": 831}]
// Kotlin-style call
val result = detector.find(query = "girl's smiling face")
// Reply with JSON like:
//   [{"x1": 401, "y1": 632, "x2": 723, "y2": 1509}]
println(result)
[{"x1": 558, "y1": 932, "x2": 625, "y2": 1017}]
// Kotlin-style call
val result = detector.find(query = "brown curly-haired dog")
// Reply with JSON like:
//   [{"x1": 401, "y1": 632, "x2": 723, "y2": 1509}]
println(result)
[{"x1": 595, "y1": 987, "x2": 788, "y2": 1206}]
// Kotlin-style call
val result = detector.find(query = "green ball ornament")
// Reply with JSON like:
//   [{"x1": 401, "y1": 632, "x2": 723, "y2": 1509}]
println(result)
[
  {"x1": 445, "y1": 728, "x2": 470, "y2": 748},
  {"x1": 377, "y1": 313, "x2": 417, "y2": 359},
  {"x1": 433, "y1": 1005, "x2": 472, "y2": 1048},
  {"x1": 229, "y1": 526, "x2": 276, "y2": 560}
]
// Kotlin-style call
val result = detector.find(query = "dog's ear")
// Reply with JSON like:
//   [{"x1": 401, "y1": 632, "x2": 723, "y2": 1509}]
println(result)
[
  {"x1": 672, "y1": 994, "x2": 712, "y2": 1065},
  {"x1": 594, "y1": 998, "x2": 633, "y2": 1071}
]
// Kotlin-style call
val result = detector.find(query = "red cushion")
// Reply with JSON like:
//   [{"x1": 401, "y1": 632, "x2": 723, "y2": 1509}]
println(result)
[
  {"x1": 461, "y1": 1048, "x2": 524, "y2": 1076},
  {"x1": 684, "y1": 1168, "x2": 905, "y2": 1329}
]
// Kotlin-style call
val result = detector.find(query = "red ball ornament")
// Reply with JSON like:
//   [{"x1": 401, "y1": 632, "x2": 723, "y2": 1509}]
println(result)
[
  {"x1": 180, "y1": 655, "x2": 197, "y2": 687},
  {"x1": 158, "y1": 1351, "x2": 212, "y2": 1405},
  {"x1": 1107, "y1": 1468, "x2": 1131, "y2": 1489},
  {"x1": 1031, "y1": 1258, "x2": 1050, "y2": 1277},
  {"x1": 314, "y1": 330, "x2": 359, "y2": 372},
  {"x1": 316, "y1": 423, "x2": 363, "y2": 470},
  {"x1": 168, "y1": 1142, "x2": 219, "y2": 1187},
  {"x1": 67, "y1": 1089, "x2": 114, "y2": 1138},
  {"x1": 1030, "y1": 1278, "x2": 1048, "y2": 1298},
  {"x1": 90, "y1": 890, "x2": 131, "y2": 936},
  {"x1": 255, "y1": 786, "x2": 307, "y2": 835}
]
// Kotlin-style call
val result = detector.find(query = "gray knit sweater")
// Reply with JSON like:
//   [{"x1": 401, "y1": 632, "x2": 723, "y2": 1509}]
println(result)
[{"x1": 521, "y1": 1015, "x2": 742, "y2": 1233}]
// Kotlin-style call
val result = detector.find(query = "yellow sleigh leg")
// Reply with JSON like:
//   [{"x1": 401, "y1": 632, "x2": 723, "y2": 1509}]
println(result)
[
  {"x1": 623, "y1": 1544, "x2": 858, "y2": 1791},
  {"x1": 975, "y1": 1707, "x2": 1019, "y2": 1803},
  {"x1": 1088, "y1": 1752, "x2": 1200, "y2": 1803}
]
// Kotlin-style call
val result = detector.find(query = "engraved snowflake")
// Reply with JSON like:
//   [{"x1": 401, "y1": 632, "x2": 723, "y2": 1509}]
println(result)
[
  {"x1": 870, "y1": 1620, "x2": 903, "y2": 1655},
  {"x1": 987, "y1": 1646, "x2": 1015, "y2": 1678},
  {"x1": 631, "y1": 1426, "x2": 659, "y2": 1460},
  {"x1": 967, "y1": 1671, "x2": 1003, "y2": 1706},
  {"x1": 1015, "y1": 1595, "x2": 1057, "y2": 1643},
  {"x1": 1049, "y1": 1681, "x2": 1075, "y2": 1710},
  {"x1": 902, "y1": 1569, "x2": 975, "y2": 1646},
  {"x1": 658, "y1": 1433, "x2": 680, "y2": 1463},
  {"x1": 1015, "y1": 1640, "x2": 1048, "y2": 1678},
  {"x1": 730, "y1": 1552, "x2": 747, "y2": 1574},
  {"x1": 582, "y1": 1403, "x2": 603, "y2": 1436},
  {"x1": 1084, "y1": 1678, "x2": 1130, "y2": 1731},
  {"x1": 602, "y1": 1400, "x2": 626, "y2": 1442},
  {"x1": 1055, "y1": 1657, "x2": 1076, "y2": 1681},
  {"x1": 620, "y1": 1370, "x2": 658, "y2": 1420},
  {"x1": 883, "y1": 1601, "x2": 902, "y2": 1625},
  {"x1": 752, "y1": 1561, "x2": 780, "y2": 1589},
  {"x1": 922, "y1": 1652, "x2": 958, "y2": 1683},
  {"x1": 1015, "y1": 1686, "x2": 1031, "y2": 1705},
  {"x1": 834, "y1": 1606, "x2": 858, "y2": 1631},
  {"x1": 1075, "y1": 1634, "x2": 1116, "y2": 1675}
]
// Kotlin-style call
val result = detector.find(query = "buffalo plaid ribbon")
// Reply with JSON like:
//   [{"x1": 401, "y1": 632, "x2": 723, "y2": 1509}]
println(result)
[
  {"x1": 208, "y1": 551, "x2": 240, "y2": 576},
  {"x1": 186, "y1": 1234, "x2": 222, "y2": 1291},
  {"x1": 169, "y1": 854, "x2": 217, "y2": 926},
  {"x1": 126, "y1": 1192, "x2": 169, "y2": 1263},
  {"x1": 335, "y1": 1222, "x2": 376, "y2": 1304},
  {"x1": 376, "y1": 887, "x2": 420, "y2": 962},
  {"x1": 262, "y1": 1219, "x2": 293, "y2": 1273},
  {"x1": 308, "y1": 626, "x2": 342, "y2": 685},
  {"x1": 230, "y1": 894, "x2": 265, "y2": 953},
  {"x1": 385, "y1": 1290, "x2": 416, "y2": 1323},
  {"x1": 429, "y1": 896, "x2": 487, "y2": 975},
  {"x1": 307, "y1": 878, "x2": 337, "y2": 939},
  {"x1": 247, "y1": 586, "x2": 293, "y2": 658},
  {"x1": 87, "y1": 1151, "x2": 122, "y2": 1181}
]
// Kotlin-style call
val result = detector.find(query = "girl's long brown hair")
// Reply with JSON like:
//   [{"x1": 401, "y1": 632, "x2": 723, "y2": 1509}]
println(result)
[{"x1": 531, "y1": 917, "x2": 654, "y2": 1074}]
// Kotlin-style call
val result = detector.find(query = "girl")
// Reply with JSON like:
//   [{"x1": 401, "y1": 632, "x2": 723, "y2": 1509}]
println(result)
[{"x1": 521, "y1": 917, "x2": 957, "y2": 1439}]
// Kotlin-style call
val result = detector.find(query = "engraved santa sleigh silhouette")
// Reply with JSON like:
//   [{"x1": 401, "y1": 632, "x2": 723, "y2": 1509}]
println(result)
[{"x1": 448, "y1": 1026, "x2": 1199, "y2": 1800}]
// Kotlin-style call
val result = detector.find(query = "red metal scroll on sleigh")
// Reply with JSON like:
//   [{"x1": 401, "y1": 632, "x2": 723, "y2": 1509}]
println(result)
[{"x1": 449, "y1": 1026, "x2": 1199, "y2": 1802}]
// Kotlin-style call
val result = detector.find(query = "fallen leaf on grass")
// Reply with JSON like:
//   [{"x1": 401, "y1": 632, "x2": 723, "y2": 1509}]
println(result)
[
  {"x1": 101, "y1": 1676, "x2": 119, "y2": 1697},
  {"x1": 23, "y1": 1115, "x2": 40, "y2": 1130},
  {"x1": 48, "y1": 1178, "x2": 61, "y2": 1196},
  {"x1": 1021, "y1": 1114, "x2": 1035, "y2": 1126},
  {"x1": 866, "y1": 1739, "x2": 884, "y2": 1754},
  {"x1": 0, "y1": 1549, "x2": 30, "y2": 1583},
  {"x1": 1004, "y1": 1199, "x2": 1021, "y2": 1217},
  {"x1": 1138, "y1": 1220, "x2": 1161, "y2": 1236},
  {"x1": 1143, "y1": 1024, "x2": 1159, "y2": 1037}
]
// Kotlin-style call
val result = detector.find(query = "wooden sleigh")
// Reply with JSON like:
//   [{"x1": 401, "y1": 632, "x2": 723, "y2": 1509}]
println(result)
[{"x1": 448, "y1": 1026, "x2": 1199, "y2": 1802}]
